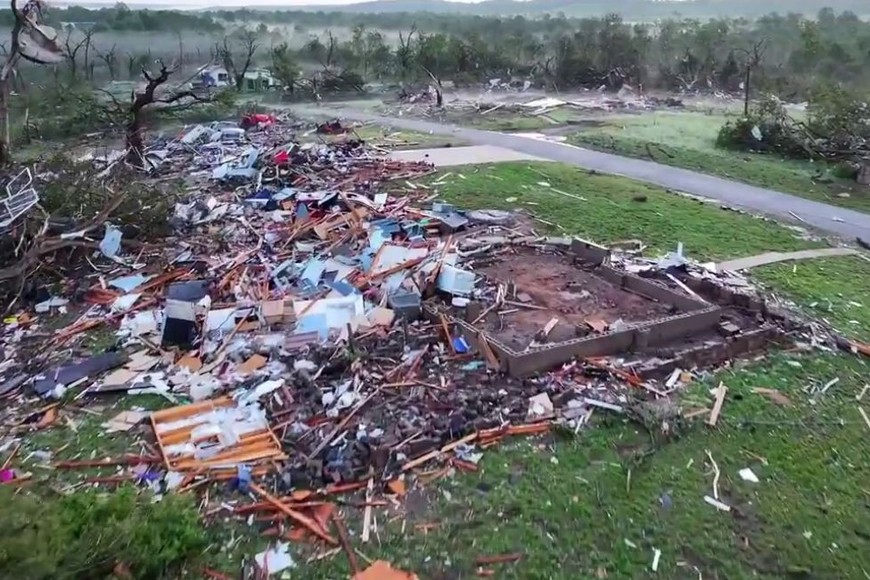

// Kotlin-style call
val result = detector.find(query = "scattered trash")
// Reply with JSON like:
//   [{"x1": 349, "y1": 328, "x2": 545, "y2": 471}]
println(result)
[
  {"x1": 254, "y1": 542, "x2": 296, "y2": 575},
  {"x1": 353, "y1": 560, "x2": 418, "y2": 580},
  {"x1": 703, "y1": 495, "x2": 732, "y2": 512},
  {"x1": 739, "y1": 468, "x2": 760, "y2": 483}
]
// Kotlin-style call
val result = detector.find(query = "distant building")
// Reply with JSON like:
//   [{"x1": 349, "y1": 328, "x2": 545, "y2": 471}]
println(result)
[
  {"x1": 243, "y1": 69, "x2": 279, "y2": 91},
  {"x1": 200, "y1": 65, "x2": 230, "y2": 88},
  {"x1": 198, "y1": 66, "x2": 279, "y2": 91}
]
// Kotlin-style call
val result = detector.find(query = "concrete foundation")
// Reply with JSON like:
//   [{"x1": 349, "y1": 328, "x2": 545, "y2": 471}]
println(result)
[{"x1": 426, "y1": 236, "x2": 791, "y2": 377}]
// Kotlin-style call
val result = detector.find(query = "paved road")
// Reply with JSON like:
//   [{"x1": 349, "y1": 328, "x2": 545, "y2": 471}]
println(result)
[{"x1": 298, "y1": 105, "x2": 870, "y2": 241}]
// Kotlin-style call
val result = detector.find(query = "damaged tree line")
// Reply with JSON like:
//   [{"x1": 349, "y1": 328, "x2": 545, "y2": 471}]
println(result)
[{"x1": 5, "y1": 8, "x2": 870, "y2": 104}]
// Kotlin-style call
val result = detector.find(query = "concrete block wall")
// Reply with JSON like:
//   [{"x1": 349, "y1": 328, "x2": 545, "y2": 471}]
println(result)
[
  {"x1": 642, "y1": 308, "x2": 722, "y2": 344},
  {"x1": 570, "y1": 237, "x2": 609, "y2": 266},
  {"x1": 637, "y1": 326, "x2": 786, "y2": 379}
]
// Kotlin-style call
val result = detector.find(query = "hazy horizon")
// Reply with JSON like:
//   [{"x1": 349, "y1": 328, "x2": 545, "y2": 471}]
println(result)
[{"x1": 55, "y1": 0, "x2": 500, "y2": 6}]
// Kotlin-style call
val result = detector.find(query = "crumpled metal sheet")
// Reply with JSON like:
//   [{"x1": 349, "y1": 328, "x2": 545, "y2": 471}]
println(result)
[{"x1": 16, "y1": 1, "x2": 64, "y2": 65}]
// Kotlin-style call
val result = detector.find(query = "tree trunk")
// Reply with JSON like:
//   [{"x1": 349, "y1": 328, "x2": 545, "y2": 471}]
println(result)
[
  {"x1": 125, "y1": 109, "x2": 144, "y2": 165},
  {"x1": 0, "y1": 77, "x2": 11, "y2": 166},
  {"x1": 743, "y1": 66, "x2": 751, "y2": 116}
]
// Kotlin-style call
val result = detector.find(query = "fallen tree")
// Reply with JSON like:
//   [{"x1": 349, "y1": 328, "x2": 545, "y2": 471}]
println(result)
[
  {"x1": 717, "y1": 89, "x2": 870, "y2": 181},
  {"x1": 0, "y1": 156, "x2": 174, "y2": 306}
]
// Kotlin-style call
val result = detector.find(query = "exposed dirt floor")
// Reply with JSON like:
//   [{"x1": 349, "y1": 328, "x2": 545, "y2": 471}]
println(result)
[{"x1": 476, "y1": 250, "x2": 676, "y2": 350}]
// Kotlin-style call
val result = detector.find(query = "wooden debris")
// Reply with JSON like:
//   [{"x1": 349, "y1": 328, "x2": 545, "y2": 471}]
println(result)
[
  {"x1": 334, "y1": 515, "x2": 361, "y2": 575},
  {"x1": 361, "y1": 477, "x2": 374, "y2": 544},
  {"x1": 150, "y1": 397, "x2": 285, "y2": 473},
  {"x1": 352, "y1": 560, "x2": 419, "y2": 580},
  {"x1": 705, "y1": 450, "x2": 721, "y2": 500},
  {"x1": 402, "y1": 432, "x2": 478, "y2": 472},
  {"x1": 753, "y1": 387, "x2": 792, "y2": 407},
  {"x1": 858, "y1": 407, "x2": 870, "y2": 431},
  {"x1": 476, "y1": 332, "x2": 500, "y2": 370},
  {"x1": 707, "y1": 383, "x2": 728, "y2": 427},
  {"x1": 238, "y1": 354, "x2": 268, "y2": 375},
  {"x1": 704, "y1": 495, "x2": 732, "y2": 512},
  {"x1": 387, "y1": 479, "x2": 407, "y2": 496},
  {"x1": 249, "y1": 483, "x2": 338, "y2": 546},
  {"x1": 176, "y1": 355, "x2": 202, "y2": 372},
  {"x1": 474, "y1": 553, "x2": 523, "y2": 565}
]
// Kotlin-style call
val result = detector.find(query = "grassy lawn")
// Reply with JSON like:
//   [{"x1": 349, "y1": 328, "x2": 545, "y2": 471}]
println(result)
[
  {"x1": 451, "y1": 107, "x2": 590, "y2": 132},
  {"x1": 431, "y1": 161, "x2": 820, "y2": 261},
  {"x1": 569, "y1": 111, "x2": 870, "y2": 213},
  {"x1": 299, "y1": 351, "x2": 870, "y2": 579},
  {"x1": 753, "y1": 255, "x2": 870, "y2": 342}
]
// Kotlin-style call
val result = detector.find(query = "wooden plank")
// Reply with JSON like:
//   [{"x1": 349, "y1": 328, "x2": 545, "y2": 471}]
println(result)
[
  {"x1": 707, "y1": 383, "x2": 728, "y2": 427},
  {"x1": 151, "y1": 397, "x2": 233, "y2": 422},
  {"x1": 250, "y1": 483, "x2": 338, "y2": 545}
]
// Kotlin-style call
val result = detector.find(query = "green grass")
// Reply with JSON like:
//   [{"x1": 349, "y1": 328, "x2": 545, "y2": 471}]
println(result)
[
  {"x1": 299, "y1": 351, "x2": 870, "y2": 579},
  {"x1": 569, "y1": 111, "x2": 870, "y2": 213},
  {"x1": 350, "y1": 124, "x2": 461, "y2": 149},
  {"x1": 753, "y1": 255, "x2": 870, "y2": 342},
  {"x1": 431, "y1": 161, "x2": 820, "y2": 261}
]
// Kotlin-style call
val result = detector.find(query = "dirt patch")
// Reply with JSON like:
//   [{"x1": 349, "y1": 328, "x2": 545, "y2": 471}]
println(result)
[{"x1": 476, "y1": 249, "x2": 675, "y2": 350}]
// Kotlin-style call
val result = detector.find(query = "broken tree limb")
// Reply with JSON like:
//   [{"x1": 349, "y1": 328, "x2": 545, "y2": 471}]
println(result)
[{"x1": 249, "y1": 483, "x2": 338, "y2": 546}]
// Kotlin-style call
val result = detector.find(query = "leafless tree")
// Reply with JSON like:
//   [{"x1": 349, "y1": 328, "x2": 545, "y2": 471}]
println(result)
[
  {"x1": 0, "y1": 41, "x2": 24, "y2": 93},
  {"x1": 0, "y1": 0, "x2": 64, "y2": 165},
  {"x1": 82, "y1": 28, "x2": 95, "y2": 81},
  {"x1": 323, "y1": 30, "x2": 338, "y2": 70},
  {"x1": 99, "y1": 60, "x2": 209, "y2": 164},
  {"x1": 217, "y1": 31, "x2": 258, "y2": 91},
  {"x1": 62, "y1": 28, "x2": 89, "y2": 80},
  {"x1": 396, "y1": 25, "x2": 417, "y2": 82},
  {"x1": 421, "y1": 66, "x2": 443, "y2": 107},
  {"x1": 735, "y1": 40, "x2": 767, "y2": 116},
  {"x1": 97, "y1": 43, "x2": 118, "y2": 80}
]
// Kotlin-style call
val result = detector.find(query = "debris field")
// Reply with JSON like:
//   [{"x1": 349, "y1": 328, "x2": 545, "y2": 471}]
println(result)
[{"x1": 0, "y1": 114, "x2": 836, "y2": 576}]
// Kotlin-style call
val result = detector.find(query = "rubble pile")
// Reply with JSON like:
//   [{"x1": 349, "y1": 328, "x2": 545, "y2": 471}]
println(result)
[
  {"x1": 383, "y1": 89, "x2": 684, "y2": 123},
  {"x1": 0, "y1": 112, "x2": 848, "y2": 576}
]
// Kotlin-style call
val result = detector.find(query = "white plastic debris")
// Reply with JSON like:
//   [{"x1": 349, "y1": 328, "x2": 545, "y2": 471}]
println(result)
[
  {"x1": 651, "y1": 548, "x2": 661, "y2": 572},
  {"x1": 704, "y1": 495, "x2": 732, "y2": 512},
  {"x1": 35, "y1": 297, "x2": 68, "y2": 313},
  {"x1": 99, "y1": 224, "x2": 123, "y2": 258},
  {"x1": 254, "y1": 542, "x2": 296, "y2": 575},
  {"x1": 527, "y1": 393, "x2": 554, "y2": 418},
  {"x1": 293, "y1": 359, "x2": 317, "y2": 372},
  {"x1": 739, "y1": 468, "x2": 760, "y2": 483}
]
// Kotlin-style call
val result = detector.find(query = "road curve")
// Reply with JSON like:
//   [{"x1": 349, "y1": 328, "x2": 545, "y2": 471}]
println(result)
[{"x1": 297, "y1": 105, "x2": 870, "y2": 241}]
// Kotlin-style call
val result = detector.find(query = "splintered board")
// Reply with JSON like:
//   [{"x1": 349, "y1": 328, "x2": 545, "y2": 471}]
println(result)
[{"x1": 150, "y1": 396, "x2": 286, "y2": 473}]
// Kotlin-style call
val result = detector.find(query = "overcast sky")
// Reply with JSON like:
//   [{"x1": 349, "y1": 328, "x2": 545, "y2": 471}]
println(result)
[{"x1": 64, "y1": 0, "x2": 490, "y2": 5}]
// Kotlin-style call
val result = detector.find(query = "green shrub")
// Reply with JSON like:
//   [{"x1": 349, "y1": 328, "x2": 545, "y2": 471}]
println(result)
[{"x1": 0, "y1": 486, "x2": 207, "y2": 579}]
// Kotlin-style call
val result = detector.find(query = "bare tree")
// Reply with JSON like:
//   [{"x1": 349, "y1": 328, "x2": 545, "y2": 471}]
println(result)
[
  {"x1": 97, "y1": 43, "x2": 118, "y2": 80},
  {"x1": 100, "y1": 61, "x2": 209, "y2": 164},
  {"x1": 0, "y1": 41, "x2": 24, "y2": 93},
  {"x1": 0, "y1": 0, "x2": 63, "y2": 165},
  {"x1": 421, "y1": 66, "x2": 443, "y2": 107},
  {"x1": 735, "y1": 40, "x2": 767, "y2": 116},
  {"x1": 82, "y1": 28, "x2": 95, "y2": 81},
  {"x1": 396, "y1": 25, "x2": 418, "y2": 82},
  {"x1": 323, "y1": 30, "x2": 338, "y2": 70},
  {"x1": 62, "y1": 28, "x2": 88, "y2": 80},
  {"x1": 218, "y1": 31, "x2": 259, "y2": 91}
]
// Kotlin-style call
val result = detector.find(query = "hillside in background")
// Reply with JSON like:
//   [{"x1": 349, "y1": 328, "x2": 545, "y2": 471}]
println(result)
[{"x1": 254, "y1": 0, "x2": 868, "y2": 19}]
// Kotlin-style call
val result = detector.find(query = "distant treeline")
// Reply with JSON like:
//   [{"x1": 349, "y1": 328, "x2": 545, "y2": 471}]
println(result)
[
  {"x1": 1, "y1": 4, "x2": 866, "y2": 35},
  {"x1": 3, "y1": 6, "x2": 869, "y2": 101}
]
